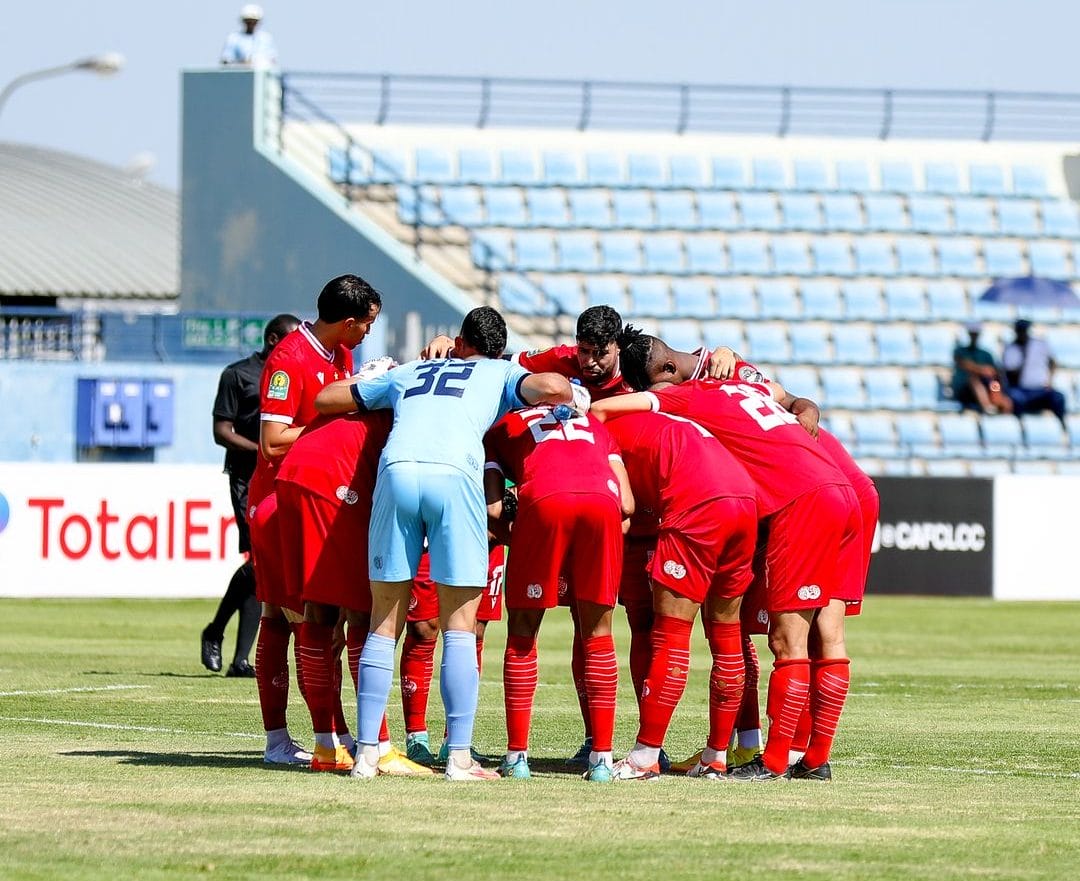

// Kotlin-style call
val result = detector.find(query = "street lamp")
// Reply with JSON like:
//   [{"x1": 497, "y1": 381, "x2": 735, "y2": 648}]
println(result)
[{"x1": 0, "y1": 53, "x2": 125, "y2": 120}]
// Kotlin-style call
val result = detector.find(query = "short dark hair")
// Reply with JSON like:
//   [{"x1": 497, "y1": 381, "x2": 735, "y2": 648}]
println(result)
[
  {"x1": 264, "y1": 313, "x2": 300, "y2": 346},
  {"x1": 460, "y1": 306, "x2": 507, "y2": 358},
  {"x1": 576, "y1": 305, "x2": 623, "y2": 349},
  {"x1": 616, "y1": 324, "x2": 658, "y2": 391},
  {"x1": 316, "y1": 274, "x2": 382, "y2": 323}
]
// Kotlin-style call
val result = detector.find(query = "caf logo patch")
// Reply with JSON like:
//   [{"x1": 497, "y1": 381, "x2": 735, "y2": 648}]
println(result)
[
  {"x1": 526, "y1": 584, "x2": 543, "y2": 599},
  {"x1": 797, "y1": 585, "x2": 822, "y2": 601},
  {"x1": 663, "y1": 559, "x2": 687, "y2": 580},
  {"x1": 335, "y1": 485, "x2": 359, "y2": 505},
  {"x1": 267, "y1": 370, "x2": 290, "y2": 401}
]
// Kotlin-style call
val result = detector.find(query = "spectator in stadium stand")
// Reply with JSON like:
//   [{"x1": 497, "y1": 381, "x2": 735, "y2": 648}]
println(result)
[
  {"x1": 952, "y1": 321, "x2": 1012, "y2": 415},
  {"x1": 1001, "y1": 319, "x2": 1067, "y2": 426},
  {"x1": 201, "y1": 313, "x2": 299, "y2": 677},
  {"x1": 220, "y1": 4, "x2": 278, "y2": 68}
]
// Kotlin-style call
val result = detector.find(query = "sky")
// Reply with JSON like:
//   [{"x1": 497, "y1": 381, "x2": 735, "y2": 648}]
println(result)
[{"x1": 3, "y1": 1, "x2": 1080, "y2": 190}]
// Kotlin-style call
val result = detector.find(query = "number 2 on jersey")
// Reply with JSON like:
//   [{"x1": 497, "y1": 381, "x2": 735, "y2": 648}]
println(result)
[
  {"x1": 719, "y1": 383, "x2": 799, "y2": 432},
  {"x1": 403, "y1": 361, "x2": 477, "y2": 399},
  {"x1": 519, "y1": 407, "x2": 596, "y2": 444}
]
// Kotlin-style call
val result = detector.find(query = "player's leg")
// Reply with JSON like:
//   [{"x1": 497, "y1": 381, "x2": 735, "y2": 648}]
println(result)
[
  {"x1": 576, "y1": 598, "x2": 618, "y2": 781},
  {"x1": 401, "y1": 617, "x2": 439, "y2": 764},
  {"x1": 565, "y1": 603, "x2": 593, "y2": 767},
  {"x1": 502, "y1": 607, "x2": 544, "y2": 778},
  {"x1": 299, "y1": 600, "x2": 352, "y2": 771}
]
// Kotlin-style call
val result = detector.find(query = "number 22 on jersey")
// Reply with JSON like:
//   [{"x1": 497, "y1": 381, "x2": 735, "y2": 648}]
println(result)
[
  {"x1": 718, "y1": 382, "x2": 798, "y2": 432},
  {"x1": 518, "y1": 407, "x2": 596, "y2": 445}
]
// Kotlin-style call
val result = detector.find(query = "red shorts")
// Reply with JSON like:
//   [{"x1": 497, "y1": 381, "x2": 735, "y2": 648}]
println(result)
[
  {"x1": 650, "y1": 497, "x2": 758, "y2": 604},
  {"x1": 507, "y1": 491, "x2": 623, "y2": 610},
  {"x1": 618, "y1": 534, "x2": 657, "y2": 611},
  {"x1": 249, "y1": 491, "x2": 301, "y2": 614},
  {"x1": 409, "y1": 547, "x2": 506, "y2": 623},
  {"x1": 276, "y1": 481, "x2": 372, "y2": 613},
  {"x1": 831, "y1": 484, "x2": 869, "y2": 615},
  {"x1": 761, "y1": 484, "x2": 855, "y2": 614}
]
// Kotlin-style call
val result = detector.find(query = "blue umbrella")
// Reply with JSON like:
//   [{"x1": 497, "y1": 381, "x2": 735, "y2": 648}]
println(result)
[{"x1": 979, "y1": 275, "x2": 1080, "y2": 309}]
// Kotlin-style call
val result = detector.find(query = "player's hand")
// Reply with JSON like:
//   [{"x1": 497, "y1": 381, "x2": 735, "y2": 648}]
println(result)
[
  {"x1": 793, "y1": 402, "x2": 820, "y2": 438},
  {"x1": 706, "y1": 346, "x2": 739, "y2": 380},
  {"x1": 568, "y1": 383, "x2": 592, "y2": 417},
  {"x1": 356, "y1": 356, "x2": 397, "y2": 379},
  {"x1": 421, "y1": 335, "x2": 456, "y2": 359}
]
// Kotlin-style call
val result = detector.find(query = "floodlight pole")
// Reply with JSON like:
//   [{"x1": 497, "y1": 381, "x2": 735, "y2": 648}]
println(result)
[{"x1": 0, "y1": 53, "x2": 124, "y2": 121}]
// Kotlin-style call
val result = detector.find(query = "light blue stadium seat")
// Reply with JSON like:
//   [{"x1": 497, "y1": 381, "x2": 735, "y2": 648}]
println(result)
[
  {"x1": 835, "y1": 160, "x2": 872, "y2": 192},
  {"x1": 980, "y1": 414, "x2": 1022, "y2": 457},
  {"x1": 654, "y1": 192, "x2": 699, "y2": 230},
  {"x1": 1045, "y1": 327, "x2": 1080, "y2": 368},
  {"x1": 1013, "y1": 165, "x2": 1049, "y2": 198},
  {"x1": 1021, "y1": 414, "x2": 1069, "y2": 458},
  {"x1": 757, "y1": 279, "x2": 801, "y2": 318},
  {"x1": 327, "y1": 147, "x2": 348, "y2": 184},
  {"x1": 672, "y1": 279, "x2": 714, "y2": 317},
  {"x1": 627, "y1": 154, "x2": 665, "y2": 187},
  {"x1": 458, "y1": 148, "x2": 496, "y2": 184},
  {"x1": 841, "y1": 281, "x2": 884, "y2": 320},
  {"x1": 776, "y1": 365, "x2": 823, "y2": 402},
  {"x1": 925, "y1": 280, "x2": 970, "y2": 320},
  {"x1": 895, "y1": 237, "x2": 937, "y2": 276},
  {"x1": 1028, "y1": 241, "x2": 1070, "y2": 279},
  {"x1": 800, "y1": 280, "x2": 844, "y2": 320},
  {"x1": 514, "y1": 231, "x2": 557, "y2": 271},
  {"x1": 415, "y1": 186, "x2": 444, "y2": 226},
  {"x1": 1013, "y1": 460, "x2": 1058, "y2": 474},
  {"x1": 484, "y1": 187, "x2": 527, "y2": 227},
  {"x1": 821, "y1": 367, "x2": 867, "y2": 409},
  {"x1": 729, "y1": 236, "x2": 771, "y2": 275},
  {"x1": 499, "y1": 275, "x2": 551, "y2": 316},
  {"x1": 642, "y1": 235, "x2": 686, "y2": 274},
  {"x1": 686, "y1": 237, "x2": 729, "y2": 274},
  {"x1": 702, "y1": 319, "x2": 747, "y2": 354},
  {"x1": 585, "y1": 152, "x2": 623, "y2": 186},
  {"x1": 440, "y1": 187, "x2": 484, "y2": 226},
  {"x1": 744, "y1": 322, "x2": 791, "y2": 363},
  {"x1": 854, "y1": 238, "x2": 898, "y2": 277},
  {"x1": 822, "y1": 194, "x2": 865, "y2": 232},
  {"x1": 557, "y1": 232, "x2": 600, "y2": 272},
  {"x1": 600, "y1": 233, "x2": 643, "y2": 273},
  {"x1": 752, "y1": 158, "x2": 787, "y2": 190},
  {"x1": 500, "y1": 149, "x2": 540, "y2": 185},
  {"x1": 739, "y1": 193, "x2": 782, "y2": 231},
  {"x1": 1067, "y1": 414, "x2": 1080, "y2": 448},
  {"x1": 328, "y1": 147, "x2": 361, "y2": 184},
  {"x1": 832, "y1": 324, "x2": 877, "y2": 364},
  {"x1": 937, "y1": 412, "x2": 983, "y2": 457},
  {"x1": 584, "y1": 276, "x2": 627, "y2": 311},
  {"x1": 771, "y1": 238, "x2": 812, "y2": 276},
  {"x1": 876, "y1": 324, "x2": 920, "y2": 366},
  {"x1": 896, "y1": 412, "x2": 940, "y2": 457},
  {"x1": 415, "y1": 147, "x2": 455, "y2": 183},
  {"x1": 471, "y1": 230, "x2": 512, "y2": 270},
  {"x1": 669, "y1": 155, "x2": 706, "y2": 188},
  {"x1": 852, "y1": 412, "x2": 899, "y2": 457},
  {"x1": 714, "y1": 280, "x2": 759, "y2": 319},
  {"x1": 697, "y1": 192, "x2": 739, "y2": 230},
  {"x1": 780, "y1": 194, "x2": 822, "y2": 231},
  {"x1": 883, "y1": 280, "x2": 928, "y2": 320},
  {"x1": 396, "y1": 184, "x2": 418, "y2": 225},
  {"x1": 909, "y1": 196, "x2": 952, "y2": 234},
  {"x1": 541, "y1": 151, "x2": 582, "y2": 186},
  {"x1": 997, "y1": 200, "x2": 1039, "y2": 238},
  {"x1": 1041, "y1": 200, "x2": 1080, "y2": 238},
  {"x1": 880, "y1": 161, "x2": 917, "y2": 193},
  {"x1": 938, "y1": 239, "x2": 981, "y2": 278},
  {"x1": 525, "y1": 188, "x2": 570, "y2": 228},
  {"x1": 984, "y1": 240, "x2": 1026, "y2": 278},
  {"x1": 788, "y1": 323, "x2": 832, "y2": 364},
  {"x1": 711, "y1": 158, "x2": 747, "y2": 189},
  {"x1": 569, "y1": 190, "x2": 613, "y2": 229},
  {"x1": 924, "y1": 162, "x2": 961, "y2": 195},
  {"x1": 811, "y1": 238, "x2": 855, "y2": 276},
  {"x1": 863, "y1": 194, "x2": 908, "y2": 232},
  {"x1": 865, "y1": 367, "x2": 911, "y2": 410},
  {"x1": 916, "y1": 324, "x2": 959, "y2": 365},
  {"x1": 952, "y1": 198, "x2": 995, "y2": 236},
  {"x1": 969, "y1": 163, "x2": 1007, "y2": 197},
  {"x1": 660, "y1": 319, "x2": 704, "y2": 352},
  {"x1": 540, "y1": 276, "x2": 584, "y2": 315},
  {"x1": 628, "y1": 278, "x2": 671, "y2": 316},
  {"x1": 908, "y1": 367, "x2": 946, "y2": 410},
  {"x1": 969, "y1": 459, "x2": 1014, "y2": 477},
  {"x1": 613, "y1": 191, "x2": 655, "y2": 229},
  {"x1": 371, "y1": 148, "x2": 408, "y2": 183},
  {"x1": 793, "y1": 159, "x2": 830, "y2": 192},
  {"x1": 925, "y1": 459, "x2": 971, "y2": 476}
]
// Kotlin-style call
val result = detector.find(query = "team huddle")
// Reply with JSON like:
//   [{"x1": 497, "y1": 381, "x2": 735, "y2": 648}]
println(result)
[{"x1": 241, "y1": 273, "x2": 879, "y2": 784}]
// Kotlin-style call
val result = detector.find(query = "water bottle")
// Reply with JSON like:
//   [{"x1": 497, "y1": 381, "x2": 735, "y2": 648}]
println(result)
[{"x1": 552, "y1": 404, "x2": 573, "y2": 421}]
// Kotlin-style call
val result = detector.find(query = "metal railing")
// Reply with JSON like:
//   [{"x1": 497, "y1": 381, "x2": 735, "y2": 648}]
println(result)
[{"x1": 281, "y1": 72, "x2": 1080, "y2": 142}]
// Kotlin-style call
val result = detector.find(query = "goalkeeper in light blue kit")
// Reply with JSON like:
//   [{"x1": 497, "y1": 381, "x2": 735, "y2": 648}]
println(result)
[{"x1": 315, "y1": 306, "x2": 582, "y2": 780}]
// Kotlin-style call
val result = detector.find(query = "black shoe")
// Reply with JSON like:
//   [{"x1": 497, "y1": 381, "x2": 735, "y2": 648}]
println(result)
[
  {"x1": 200, "y1": 626, "x2": 223, "y2": 673},
  {"x1": 726, "y1": 755, "x2": 787, "y2": 782},
  {"x1": 788, "y1": 758, "x2": 832, "y2": 781},
  {"x1": 226, "y1": 659, "x2": 256, "y2": 678}
]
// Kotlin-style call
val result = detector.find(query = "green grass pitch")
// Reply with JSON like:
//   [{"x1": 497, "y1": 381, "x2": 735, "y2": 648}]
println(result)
[{"x1": 1, "y1": 596, "x2": 1078, "y2": 880}]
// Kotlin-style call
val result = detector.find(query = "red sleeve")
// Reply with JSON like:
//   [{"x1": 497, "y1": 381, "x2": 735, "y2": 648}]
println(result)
[
  {"x1": 260, "y1": 348, "x2": 304, "y2": 425},
  {"x1": 484, "y1": 418, "x2": 509, "y2": 468},
  {"x1": 516, "y1": 345, "x2": 576, "y2": 376},
  {"x1": 590, "y1": 417, "x2": 621, "y2": 458},
  {"x1": 653, "y1": 383, "x2": 694, "y2": 418}
]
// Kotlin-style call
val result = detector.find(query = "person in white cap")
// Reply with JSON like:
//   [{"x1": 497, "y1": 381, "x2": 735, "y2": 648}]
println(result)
[{"x1": 221, "y1": 5, "x2": 278, "y2": 68}]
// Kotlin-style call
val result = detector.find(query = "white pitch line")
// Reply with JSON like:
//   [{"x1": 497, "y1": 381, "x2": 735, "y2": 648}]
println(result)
[
  {"x1": 0, "y1": 685, "x2": 152, "y2": 698},
  {"x1": 0, "y1": 716, "x2": 262, "y2": 740}
]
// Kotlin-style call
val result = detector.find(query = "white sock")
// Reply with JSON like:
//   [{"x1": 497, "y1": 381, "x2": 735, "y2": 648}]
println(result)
[
  {"x1": 314, "y1": 732, "x2": 335, "y2": 750},
  {"x1": 505, "y1": 750, "x2": 527, "y2": 764},
  {"x1": 739, "y1": 729, "x2": 763, "y2": 750},
  {"x1": 450, "y1": 747, "x2": 473, "y2": 769},
  {"x1": 789, "y1": 749, "x2": 806, "y2": 765},
  {"x1": 702, "y1": 746, "x2": 724, "y2": 765},
  {"x1": 266, "y1": 727, "x2": 290, "y2": 748},
  {"x1": 589, "y1": 750, "x2": 613, "y2": 766},
  {"x1": 628, "y1": 743, "x2": 660, "y2": 766},
  {"x1": 378, "y1": 739, "x2": 392, "y2": 757},
  {"x1": 360, "y1": 744, "x2": 380, "y2": 765}
]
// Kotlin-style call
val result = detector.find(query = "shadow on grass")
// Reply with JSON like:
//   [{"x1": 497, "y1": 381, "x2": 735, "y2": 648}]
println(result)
[{"x1": 59, "y1": 749, "x2": 297, "y2": 770}]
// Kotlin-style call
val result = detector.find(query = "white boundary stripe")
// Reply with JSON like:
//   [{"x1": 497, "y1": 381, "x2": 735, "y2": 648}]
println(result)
[
  {"x1": 0, "y1": 716, "x2": 262, "y2": 740},
  {"x1": 0, "y1": 685, "x2": 152, "y2": 697}
]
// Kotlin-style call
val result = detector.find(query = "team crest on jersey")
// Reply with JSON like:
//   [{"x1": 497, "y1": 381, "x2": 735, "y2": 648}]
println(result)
[
  {"x1": 373, "y1": 555, "x2": 383, "y2": 571},
  {"x1": 466, "y1": 454, "x2": 479, "y2": 471},
  {"x1": 757, "y1": 609, "x2": 770, "y2": 626},
  {"x1": 737, "y1": 364, "x2": 765, "y2": 383},
  {"x1": 335, "y1": 485, "x2": 359, "y2": 505},
  {"x1": 797, "y1": 585, "x2": 822, "y2": 601},
  {"x1": 267, "y1": 370, "x2": 290, "y2": 400},
  {"x1": 408, "y1": 595, "x2": 418, "y2": 611},
  {"x1": 663, "y1": 560, "x2": 687, "y2": 580},
  {"x1": 526, "y1": 584, "x2": 543, "y2": 599}
]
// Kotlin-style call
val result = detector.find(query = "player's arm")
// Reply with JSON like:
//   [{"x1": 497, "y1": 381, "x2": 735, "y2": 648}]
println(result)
[
  {"x1": 213, "y1": 418, "x2": 258, "y2": 453},
  {"x1": 212, "y1": 369, "x2": 259, "y2": 453},
  {"x1": 483, "y1": 464, "x2": 505, "y2": 524},
  {"x1": 314, "y1": 378, "x2": 359, "y2": 415},
  {"x1": 259, "y1": 420, "x2": 303, "y2": 462},
  {"x1": 421, "y1": 334, "x2": 457, "y2": 359},
  {"x1": 518, "y1": 371, "x2": 574, "y2": 406},
  {"x1": 609, "y1": 456, "x2": 635, "y2": 523},
  {"x1": 705, "y1": 345, "x2": 742, "y2": 380},
  {"x1": 589, "y1": 392, "x2": 655, "y2": 423}
]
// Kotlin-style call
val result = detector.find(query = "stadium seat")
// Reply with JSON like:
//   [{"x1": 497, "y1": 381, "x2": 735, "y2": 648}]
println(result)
[
  {"x1": 416, "y1": 186, "x2": 444, "y2": 226},
  {"x1": 880, "y1": 161, "x2": 917, "y2": 193},
  {"x1": 997, "y1": 200, "x2": 1040, "y2": 238},
  {"x1": 569, "y1": 190, "x2": 613, "y2": 229},
  {"x1": 1021, "y1": 414, "x2": 1069, "y2": 458},
  {"x1": 752, "y1": 158, "x2": 787, "y2": 190},
  {"x1": 499, "y1": 275, "x2": 550, "y2": 315},
  {"x1": 697, "y1": 192, "x2": 739, "y2": 230},
  {"x1": 952, "y1": 197, "x2": 996, "y2": 236},
  {"x1": 395, "y1": 184, "x2": 418, "y2": 225},
  {"x1": 415, "y1": 147, "x2": 455, "y2": 183},
  {"x1": 821, "y1": 194, "x2": 864, "y2": 232},
  {"x1": 500, "y1": 149, "x2": 540, "y2": 185},
  {"x1": 458, "y1": 148, "x2": 496, "y2": 184},
  {"x1": 923, "y1": 162, "x2": 962, "y2": 195},
  {"x1": 854, "y1": 238, "x2": 898, "y2": 277},
  {"x1": 1066, "y1": 414, "x2": 1080, "y2": 449},
  {"x1": 909, "y1": 196, "x2": 952, "y2": 234},
  {"x1": 729, "y1": 236, "x2": 771, "y2": 275},
  {"x1": 642, "y1": 235, "x2": 686, "y2": 274},
  {"x1": 984, "y1": 241, "x2": 1026, "y2": 278},
  {"x1": 863, "y1": 194, "x2": 908, "y2": 232},
  {"x1": 780, "y1": 194, "x2": 822, "y2": 231},
  {"x1": 1028, "y1": 241, "x2": 1070, "y2": 279},
  {"x1": 776, "y1": 365, "x2": 823, "y2": 401},
  {"x1": 915, "y1": 324, "x2": 959, "y2": 365},
  {"x1": 585, "y1": 152, "x2": 623, "y2": 186},
  {"x1": 540, "y1": 276, "x2": 584, "y2": 315},
  {"x1": 525, "y1": 188, "x2": 570, "y2": 228},
  {"x1": 1045, "y1": 327, "x2": 1080, "y2": 368},
  {"x1": 757, "y1": 279, "x2": 801, "y2": 318},
  {"x1": 883, "y1": 280, "x2": 928, "y2": 320},
  {"x1": 584, "y1": 276, "x2": 626, "y2": 310},
  {"x1": 471, "y1": 230, "x2": 512, "y2": 270},
  {"x1": 669, "y1": 155, "x2": 706, "y2": 188},
  {"x1": 969, "y1": 459, "x2": 1014, "y2": 477},
  {"x1": 895, "y1": 237, "x2": 937, "y2": 276},
  {"x1": 820, "y1": 367, "x2": 867, "y2": 409},
  {"x1": 788, "y1": 323, "x2": 832, "y2": 364},
  {"x1": 835, "y1": 159, "x2": 872, "y2": 192},
  {"x1": 800, "y1": 280, "x2": 844, "y2": 320},
  {"x1": 924, "y1": 459, "x2": 970, "y2": 476},
  {"x1": 925, "y1": 280, "x2": 970, "y2": 320},
  {"x1": 484, "y1": 187, "x2": 527, "y2": 227},
  {"x1": 1041, "y1": 200, "x2": 1080, "y2": 238},
  {"x1": 702, "y1": 319, "x2": 747, "y2": 354},
  {"x1": 1012, "y1": 460, "x2": 1056, "y2": 474},
  {"x1": 685, "y1": 236, "x2": 729, "y2": 274},
  {"x1": 711, "y1": 157, "x2": 747, "y2": 189},
  {"x1": 821, "y1": 412, "x2": 855, "y2": 447},
  {"x1": 541, "y1": 151, "x2": 582, "y2": 186},
  {"x1": 628, "y1": 277, "x2": 671, "y2": 316},
  {"x1": 980, "y1": 414, "x2": 1022, "y2": 457},
  {"x1": 937, "y1": 412, "x2": 983, "y2": 457},
  {"x1": 514, "y1": 231, "x2": 557, "y2": 271},
  {"x1": 599, "y1": 233, "x2": 643, "y2": 272},
  {"x1": 371, "y1": 148, "x2": 408, "y2": 183},
  {"x1": 330, "y1": 146, "x2": 367, "y2": 184},
  {"x1": 852, "y1": 412, "x2": 899, "y2": 457},
  {"x1": 938, "y1": 239, "x2": 981, "y2": 278},
  {"x1": 771, "y1": 238, "x2": 812, "y2": 276},
  {"x1": 895, "y1": 412, "x2": 940, "y2": 457},
  {"x1": 660, "y1": 318, "x2": 704, "y2": 352},
  {"x1": 671, "y1": 279, "x2": 714, "y2": 317},
  {"x1": 440, "y1": 187, "x2": 484, "y2": 226},
  {"x1": 557, "y1": 232, "x2": 600, "y2": 272},
  {"x1": 1012, "y1": 165, "x2": 1049, "y2": 198},
  {"x1": 865, "y1": 367, "x2": 911, "y2": 409},
  {"x1": 714, "y1": 280, "x2": 758, "y2": 318},
  {"x1": 744, "y1": 322, "x2": 791, "y2": 363},
  {"x1": 739, "y1": 193, "x2": 782, "y2": 231},
  {"x1": 654, "y1": 192, "x2": 699, "y2": 230},
  {"x1": 612, "y1": 191, "x2": 656, "y2": 229},
  {"x1": 793, "y1": 159, "x2": 830, "y2": 191},
  {"x1": 908, "y1": 367, "x2": 946, "y2": 409},
  {"x1": 832, "y1": 324, "x2": 877, "y2": 364},
  {"x1": 811, "y1": 238, "x2": 855, "y2": 276},
  {"x1": 627, "y1": 154, "x2": 665, "y2": 187},
  {"x1": 876, "y1": 324, "x2": 920, "y2": 366},
  {"x1": 968, "y1": 163, "x2": 1007, "y2": 197},
  {"x1": 841, "y1": 281, "x2": 885, "y2": 320},
  {"x1": 327, "y1": 147, "x2": 347, "y2": 184}
]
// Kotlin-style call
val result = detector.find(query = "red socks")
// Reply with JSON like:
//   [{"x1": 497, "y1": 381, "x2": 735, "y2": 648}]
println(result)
[
  {"x1": 571, "y1": 629, "x2": 592, "y2": 740},
  {"x1": 761, "y1": 658, "x2": 811, "y2": 775},
  {"x1": 297, "y1": 621, "x2": 335, "y2": 734},
  {"x1": 704, "y1": 620, "x2": 745, "y2": 756},
  {"x1": 503, "y1": 634, "x2": 539, "y2": 752},
  {"x1": 802, "y1": 658, "x2": 851, "y2": 769},
  {"x1": 255, "y1": 614, "x2": 292, "y2": 731},
  {"x1": 475, "y1": 635, "x2": 485, "y2": 677},
  {"x1": 583, "y1": 634, "x2": 618, "y2": 753},
  {"x1": 400, "y1": 632, "x2": 437, "y2": 734},
  {"x1": 735, "y1": 633, "x2": 761, "y2": 734},
  {"x1": 636, "y1": 615, "x2": 692, "y2": 748}
]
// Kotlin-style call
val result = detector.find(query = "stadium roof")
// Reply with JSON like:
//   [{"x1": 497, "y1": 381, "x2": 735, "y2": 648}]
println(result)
[{"x1": 0, "y1": 142, "x2": 177, "y2": 300}]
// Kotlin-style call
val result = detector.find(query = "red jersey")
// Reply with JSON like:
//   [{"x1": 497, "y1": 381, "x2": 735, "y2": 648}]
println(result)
[
  {"x1": 605, "y1": 411, "x2": 756, "y2": 525},
  {"x1": 484, "y1": 406, "x2": 623, "y2": 501},
  {"x1": 647, "y1": 379, "x2": 848, "y2": 516},
  {"x1": 276, "y1": 410, "x2": 392, "y2": 502},
  {"x1": 249, "y1": 323, "x2": 354, "y2": 507},
  {"x1": 514, "y1": 345, "x2": 632, "y2": 401}
]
